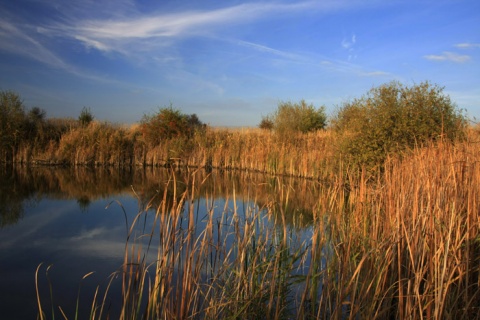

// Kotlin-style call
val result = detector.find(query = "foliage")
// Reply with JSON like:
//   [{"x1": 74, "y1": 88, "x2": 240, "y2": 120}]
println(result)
[
  {"x1": 258, "y1": 115, "x2": 274, "y2": 130},
  {"x1": 140, "y1": 106, "x2": 205, "y2": 147},
  {"x1": 25, "y1": 107, "x2": 47, "y2": 141},
  {"x1": 28, "y1": 107, "x2": 46, "y2": 122},
  {"x1": 0, "y1": 85, "x2": 468, "y2": 181},
  {"x1": 0, "y1": 91, "x2": 73, "y2": 162},
  {"x1": 0, "y1": 90, "x2": 27, "y2": 161},
  {"x1": 332, "y1": 81, "x2": 466, "y2": 170},
  {"x1": 78, "y1": 107, "x2": 94, "y2": 127},
  {"x1": 268, "y1": 100, "x2": 327, "y2": 136}
]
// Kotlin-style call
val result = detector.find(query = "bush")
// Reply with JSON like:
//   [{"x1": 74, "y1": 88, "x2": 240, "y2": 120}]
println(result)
[
  {"x1": 78, "y1": 107, "x2": 94, "y2": 127},
  {"x1": 332, "y1": 81, "x2": 466, "y2": 171},
  {"x1": 0, "y1": 90, "x2": 27, "y2": 161},
  {"x1": 25, "y1": 107, "x2": 47, "y2": 140},
  {"x1": 258, "y1": 116, "x2": 274, "y2": 130},
  {"x1": 265, "y1": 100, "x2": 327, "y2": 137},
  {"x1": 140, "y1": 106, "x2": 205, "y2": 147}
]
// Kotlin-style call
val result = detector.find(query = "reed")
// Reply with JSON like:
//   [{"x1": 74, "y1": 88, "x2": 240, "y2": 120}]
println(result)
[
  {"x1": 13, "y1": 123, "x2": 337, "y2": 180},
  {"x1": 35, "y1": 133, "x2": 480, "y2": 319},
  {"x1": 307, "y1": 135, "x2": 480, "y2": 319}
]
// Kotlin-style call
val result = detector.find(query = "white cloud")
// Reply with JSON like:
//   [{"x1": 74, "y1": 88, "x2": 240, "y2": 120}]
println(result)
[
  {"x1": 341, "y1": 34, "x2": 356, "y2": 49},
  {"x1": 455, "y1": 43, "x2": 480, "y2": 49},
  {"x1": 49, "y1": 2, "x2": 320, "y2": 55},
  {"x1": 361, "y1": 71, "x2": 390, "y2": 77},
  {"x1": 0, "y1": 19, "x2": 69, "y2": 69},
  {"x1": 0, "y1": 0, "x2": 394, "y2": 90},
  {"x1": 1, "y1": 1, "x2": 383, "y2": 67},
  {"x1": 74, "y1": 35, "x2": 112, "y2": 52},
  {"x1": 233, "y1": 39, "x2": 306, "y2": 62},
  {"x1": 341, "y1": 34, "x2": 357, "y2": 61},
  {"x1": 42, "y1": 1, "x2": 375, "y2": 59},
  {"x1": 424, "y1": 51, "x2": 471, "y2": 63},
  {"x1": 0, "y1": 18, "x2": 131, "y2": 85}
]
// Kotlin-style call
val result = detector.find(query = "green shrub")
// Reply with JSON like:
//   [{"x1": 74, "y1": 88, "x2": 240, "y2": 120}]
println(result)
[
  {"x1": 25, "y1": 107, "x2": 47, "y2": 142},
  {"x1": 332, "y1": 81, "x2": 466, "y2": 171},
  {"x1": 140, "y1": 106, "x2": 205, "y2": 147},
  {"x1": 258, "y1": 115, "x2": 274, "y2": 130},
  {"x1": 78, "y1": 107, "x2": 94, "y2": 127},
  {"x1": 0, "y1": 90, "x2": 28, "y2": 161},
  {"x1": 266, "y1": 100, "x2": 327, "y2": 137}
]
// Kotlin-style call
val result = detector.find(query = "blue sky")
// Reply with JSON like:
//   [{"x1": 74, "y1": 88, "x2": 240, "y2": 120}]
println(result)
[{"x1": 1, "y1": 0, "x2": 479, "y2": 126}]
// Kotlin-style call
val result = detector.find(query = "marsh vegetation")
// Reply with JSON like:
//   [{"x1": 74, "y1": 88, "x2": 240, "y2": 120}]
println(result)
[{"x1": 1, "y1": 81, "x2": 479, "y2": 319}]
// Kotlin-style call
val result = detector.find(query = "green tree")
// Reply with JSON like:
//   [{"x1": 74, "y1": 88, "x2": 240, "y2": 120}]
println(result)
[
  {"x1": 140, "y1": 106, "x2": 204, "y2": 147},
  {"x1": 78, "y1": 107, "x2": 94, "y2": 127},
  {"x1": 268, "y1": 100, "x2": 327, "y2": 136},
  {"x1": 332, "y1": 81, "x2": 466, "y2": 171},
  {"x1": 0, "y1": 90, "x2": 27, "y2": 162}
]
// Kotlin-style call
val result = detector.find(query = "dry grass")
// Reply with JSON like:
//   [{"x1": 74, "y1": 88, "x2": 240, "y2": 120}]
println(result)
[
  {"x1": 16, "y1": 124, "x2": 336, "y2": 180},
  {"x1": 34, "y1": 131, "x2": 480, "y2": 319},
  {"x1": 307, "y1": 135, "x2": 480, "y2": 319}
]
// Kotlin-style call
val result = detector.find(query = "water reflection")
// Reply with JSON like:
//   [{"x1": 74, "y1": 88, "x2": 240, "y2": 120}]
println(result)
[
  {"x1": 0, "y1": 166, "x2": 322, "y2": 319},
  {"x1": 0, "y1": 166, "x2": 320, "y2": 228}
]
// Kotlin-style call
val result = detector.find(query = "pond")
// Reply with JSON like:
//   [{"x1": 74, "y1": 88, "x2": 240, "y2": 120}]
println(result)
[{"x1": 0, "y1": 166, "x2": 326, "y2": 319}]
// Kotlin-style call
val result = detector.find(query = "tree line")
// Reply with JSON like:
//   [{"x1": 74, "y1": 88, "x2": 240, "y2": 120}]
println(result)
[{"x1": 0, "y1": 81, "x2": 466, "y2": 172}]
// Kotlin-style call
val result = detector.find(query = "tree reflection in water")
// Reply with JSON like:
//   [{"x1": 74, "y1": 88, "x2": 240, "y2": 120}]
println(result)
[
  {"x1": 0, "y1": 166, "x2": 319, "y2": 229},
  {"x1": 0, "y1": 165, "x2": 321, "y2": 319}
]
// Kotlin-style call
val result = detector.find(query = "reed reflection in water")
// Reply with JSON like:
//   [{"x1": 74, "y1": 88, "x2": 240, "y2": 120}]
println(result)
[{"x1": 0, "y1": 166, "x2": 321, "y2": 319}]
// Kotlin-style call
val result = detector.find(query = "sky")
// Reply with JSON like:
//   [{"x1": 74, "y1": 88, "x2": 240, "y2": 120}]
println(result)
[{"x1": 1, "y1": 0, "x2": 479, "y2": 127}]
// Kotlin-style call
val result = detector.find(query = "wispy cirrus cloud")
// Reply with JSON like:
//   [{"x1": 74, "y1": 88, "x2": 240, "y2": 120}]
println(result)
[
  {"x1": 1, "y1": 0, "x2": 385, "y2": 69},
  {"x1": 233, "y1": 39, "x2": 307, "y2": 62},
  {"x1": 0, "y1": 19, "x2": 69, "y2": 69},
  {"x1": 43, "y1": 2, "x2": 322, "y2": 55},
  {"x1": 341, "y1": 34, "x2": 356, "y2": 49},
  {"x1": 0, "y1": 0, "x2": 393, "y2": 91},
  {"x1": 424, "y1": 51, "x2": 471, "y2": 63},
  {"x1": 455, "y1": 43, "x2": 480, "y2": 49},
  {"x1": 230, "y1": 37, "x2": 390, "y2": 80},
  {"x1": 341, "y1": 34, "x2": 357, "y2": 61},
  {"x1": 361, "y1": 71, "x2": 390, "y2": 77},
  {"x1": 0, "y1": 18, "x2": 132, "y2": 84},
  {"x1": 40, "y1": 0, "x2": 379, "y2": 58}
]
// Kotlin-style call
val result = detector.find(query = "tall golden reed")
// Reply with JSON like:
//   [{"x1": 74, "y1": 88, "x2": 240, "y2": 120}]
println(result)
[{"x1": 35, "y1": 129, "x2": 480, "y2": 319}]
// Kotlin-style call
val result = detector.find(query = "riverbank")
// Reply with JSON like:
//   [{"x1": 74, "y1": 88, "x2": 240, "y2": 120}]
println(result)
[{"x1": 6, "y1": 122, "x2": 338, "y2": 180}]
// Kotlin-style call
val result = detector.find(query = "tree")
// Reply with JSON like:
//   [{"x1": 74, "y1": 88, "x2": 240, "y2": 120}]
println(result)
[
  {"x1": 187, "y1": 113, "x2": 203, "y2": 128},
  {"x1": 0, "y1": 90, "x2": 27, "y2": 161},
  {"x1": 267, "y1": 100, "x2": 327, "y2": 136},
  {"x1": 28, "y1": 107, "x2": 46, "y2": 122},
  {"x1": 140, "y1": 106, "x2": 204, "y2": 147},
  {"x1": 332, "y1": 81, "x2": 466, "y2": 171},
  {"x1": 78, "y1": 107, "x2": 94, "y2": 127},
  {"x1": 26, "y1": 107, "x2": 47, "y2": 140},
  {"x1": 258, "y1": 116, "x2": 274, "y2": 130}
]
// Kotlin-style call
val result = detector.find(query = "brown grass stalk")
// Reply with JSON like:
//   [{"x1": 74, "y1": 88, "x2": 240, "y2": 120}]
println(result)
[{"x1": 34, "y1": 130, "x2": 480, "y2": 319}]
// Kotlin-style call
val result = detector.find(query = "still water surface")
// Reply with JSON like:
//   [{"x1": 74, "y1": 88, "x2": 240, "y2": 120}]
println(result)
[{"x1": 0, "y1": 166, "x2": 321, "y2": 319}]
